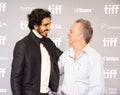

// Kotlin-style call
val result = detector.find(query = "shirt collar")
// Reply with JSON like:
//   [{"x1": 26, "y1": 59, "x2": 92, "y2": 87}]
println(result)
[
  {"x1": 69, "y1": 48, "x2": 74, "y2": 59},
  {"x1": 69, "y1": 44, "x2": 90, "y2": 59},
  {"x1": 82, "y1": 44, "x2": 90, "y2": 53},
  {"x1": 32, "y1": 29, "x2": 42, "y2": 38}
]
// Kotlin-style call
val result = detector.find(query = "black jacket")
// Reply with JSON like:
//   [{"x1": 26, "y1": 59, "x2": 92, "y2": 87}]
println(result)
[{"x1": 11, "y1": 31, "x2": 62, "y2": 95}]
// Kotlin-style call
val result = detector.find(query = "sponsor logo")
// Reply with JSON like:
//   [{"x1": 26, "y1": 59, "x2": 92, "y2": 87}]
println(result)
[
  {"x1": 74, "y1": 8, "x2": 92, "y2": 13},
  {"x1": 101, "y1": 23, "x2": 120, "y2": 30},
  {"x1": 103, "y1": 56, "x2": 119, "y2": 62},
  {"x1": 51, "y1": 24, "x2": 62, "y2": 29}
]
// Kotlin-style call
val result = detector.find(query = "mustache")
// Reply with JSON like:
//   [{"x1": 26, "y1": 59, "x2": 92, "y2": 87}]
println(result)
[
  {"x1": 44, "y1": 29, "x2": 49, "y2": 32},
  {"x1": 40, "y1": 29, "x2": 49, "y2": 33}
]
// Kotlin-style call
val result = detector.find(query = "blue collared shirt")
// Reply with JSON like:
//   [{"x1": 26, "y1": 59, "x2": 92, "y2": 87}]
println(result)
[{"x1": 58, "y1": 44, "x2": 104, "y2": 95}]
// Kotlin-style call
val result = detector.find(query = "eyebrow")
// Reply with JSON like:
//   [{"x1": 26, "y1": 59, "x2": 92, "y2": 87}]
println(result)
[{"x1": 43, "y1": 22, "x2": 51, "y2": 26}]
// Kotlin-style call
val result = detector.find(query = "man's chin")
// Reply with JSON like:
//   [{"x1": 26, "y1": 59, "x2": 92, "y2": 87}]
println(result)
[
  {"x1": 43, "y1": 34, "x2": 47, "y2": 37},
  {"x1": 40, "y1": 33, "x2": 47, "y2": 37}
]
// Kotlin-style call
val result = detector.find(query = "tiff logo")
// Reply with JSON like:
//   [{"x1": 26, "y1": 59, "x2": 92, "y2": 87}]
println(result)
[
  {"x1": 19, "y1": 20, "x2": 28, "y2": 30},
  {"x1": 0, "y1": 89, "x2": 7, "y2": 93},
  {"x1": 104, "y1": 4, "x2": 120, "y2": 14},
  {"x1": 51, "y1": 37, "x2": 62, "y2": 46},
  {"x1": 48, "y1": 5, "x2": 63, "y2": 14},
  {"x1": 0, "y1": 21, "x2": 8, "y2": 27},
  {"x1": 20, "y1": 6, "x2": 35, "y2": 12},
  {"x1": 0, "y1": 68, "x2": 6, "y2": 78},
  {"x1": 0, "y1": 35, "x2": 6, "y2": 45},
  {"x1": 103, "y1": 37, "x2": 118, "y2": 47},
  {"x1": 104, "y1": 69, "x2": 117, "y2": 79},
  {"x1": 0, "y1": 2, "x2": 7, "y2": 12}
]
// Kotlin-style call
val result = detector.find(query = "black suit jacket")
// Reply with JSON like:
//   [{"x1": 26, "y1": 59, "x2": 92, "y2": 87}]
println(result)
[{"x1": 11, "y1": 31, "x2": 62, "y2": 95}]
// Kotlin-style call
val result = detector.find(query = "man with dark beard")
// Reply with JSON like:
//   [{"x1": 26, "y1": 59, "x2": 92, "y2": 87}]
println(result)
[{"x1": 11, "y1": 8, "x2": 62, "y2": 95}]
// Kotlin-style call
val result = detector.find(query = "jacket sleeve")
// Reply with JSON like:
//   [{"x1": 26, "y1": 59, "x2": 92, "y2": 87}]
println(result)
[
  {"x1": 55, "y1": 47, "x2": 63, "y2": 59},
  {"x1": 46, "y1": 37, "x2": 63, "y2": 59},
  {"x1": 11, "y1": 42, "x2": 25, "y2": 95}
]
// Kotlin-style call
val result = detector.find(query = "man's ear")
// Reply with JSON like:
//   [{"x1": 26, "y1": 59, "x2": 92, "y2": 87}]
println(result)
[
  {"x1": 77, "y1": 34, "x2": 83, "y2": 41},
  {"x1": 33, "y1": 24, "x2": 38, "y2": 30},
  {"x1": 80, "y1": 34, "x2": 84, "y2": 39}
]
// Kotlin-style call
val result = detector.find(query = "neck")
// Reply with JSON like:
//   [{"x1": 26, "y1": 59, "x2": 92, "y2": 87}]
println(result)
[
  {"x1": 73, "y1": 41, "x2": 87, "y2": 59},
  {"x1": 32, "y1": 29, "x2": 43, "y2": 38}
]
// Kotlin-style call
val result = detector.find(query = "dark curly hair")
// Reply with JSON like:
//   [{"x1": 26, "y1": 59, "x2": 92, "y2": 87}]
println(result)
[{"x1": 27, "y1": 8, "x2": 51, "y2": 30}]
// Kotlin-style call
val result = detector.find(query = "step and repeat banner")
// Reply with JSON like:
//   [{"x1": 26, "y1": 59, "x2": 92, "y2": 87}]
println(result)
[{"x1": 0, "y1": 0, "x2": 120, "y2": 95}]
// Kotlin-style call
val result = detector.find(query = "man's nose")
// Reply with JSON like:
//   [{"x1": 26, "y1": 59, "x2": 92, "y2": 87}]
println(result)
[{"x1": 47, "y1": 25, "x2": 50, "y2": 30}]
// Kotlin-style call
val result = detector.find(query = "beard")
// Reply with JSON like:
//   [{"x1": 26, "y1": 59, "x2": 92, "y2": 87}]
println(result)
[{"x1": 37, "y1": 29, "x2": 49, "y2": 37}]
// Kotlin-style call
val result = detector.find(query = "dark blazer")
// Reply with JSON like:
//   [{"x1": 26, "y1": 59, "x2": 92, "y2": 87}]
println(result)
[{"x1": 11, "y1": 31, "x2": 62, "y2": 95}]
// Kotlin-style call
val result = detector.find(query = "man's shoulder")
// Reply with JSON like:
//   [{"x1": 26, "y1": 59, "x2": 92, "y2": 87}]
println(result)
[
  {"x1": 45, "y1": 37, "x2": 56, "y2": 46},
  {"x1": 88, "y1": 46, "x2": 102, "y2": 60},
  {"x1": 15, "y1": 33, "x2": 32, "y2": 47},
  {"x1": 45, "y1": 37, "x2": 53, "y2": 42}
]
